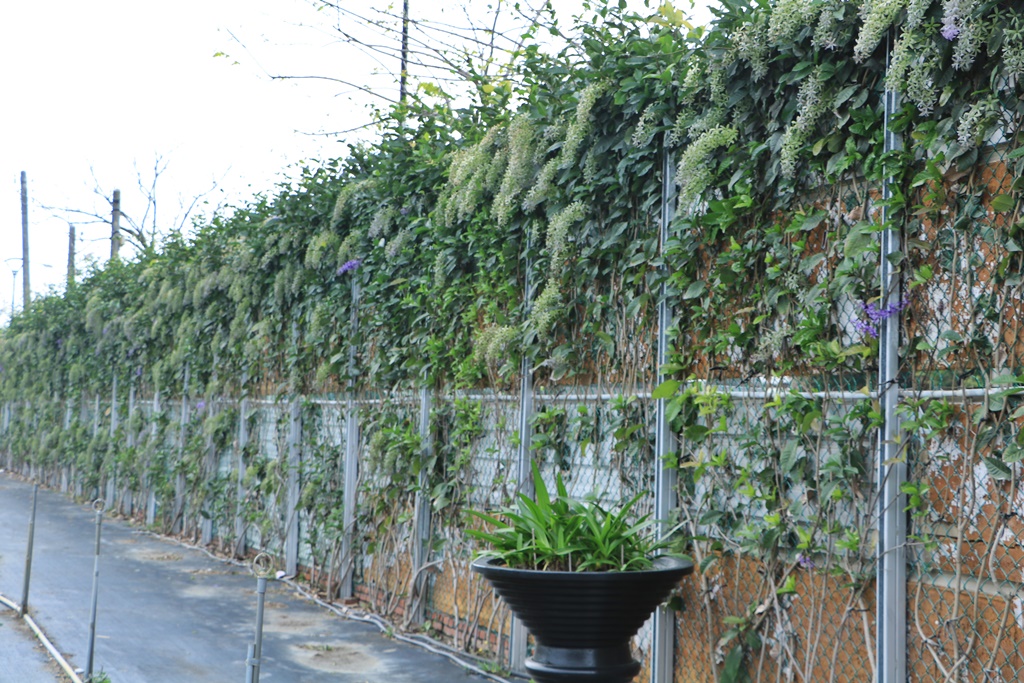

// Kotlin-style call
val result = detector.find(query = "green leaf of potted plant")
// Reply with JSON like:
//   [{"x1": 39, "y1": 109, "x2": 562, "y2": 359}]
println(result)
[{"x1": 467, "y1": 462, "x2": 693, "y2": 683}]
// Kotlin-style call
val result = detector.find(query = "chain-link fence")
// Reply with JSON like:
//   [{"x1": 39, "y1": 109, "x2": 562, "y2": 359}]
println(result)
[
  {"x1": 904, "y1": 130, "x2": 1024, "y2": 682},
  {"x1": 3, "y1": 78, "x2": 1024, "y2": 683}
]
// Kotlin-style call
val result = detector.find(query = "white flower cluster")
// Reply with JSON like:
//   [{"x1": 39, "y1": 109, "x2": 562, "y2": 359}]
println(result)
[
  {"x1": 522, "y1": 82, "x2": 606, "y2": 213},
  {"x1": 546, "y1": 202, "x2": 586, "y2": 276},
  {"x1": 493, "y1": 114, "x2": 536, "y2": 227},
  {"x1": 369, "y1": 205, "x2": 397, "y2": 239},
  {"x1": 529, "y1": 283, "x2": 563, "y2": 341},
  {"x1": 335, "y1": 229, "x2": 364, "y2": 265},
  {"x1": 676, "y1": 125, "x2": 738, "y2": 207},
  {"x1": 854, "y1": 0, "x2": 909, "y2": 63},
  {"x1": 442, "y1": 127, "x2": 504, "y2": 226},
  {"x1": 944, "y1": 0, "x2": 985, "y2": 70},
  {"x1": 304, "y1": 230, "x2": 338, "y2": 269},
  {"x1": 681, "y1": 62, "x2": 704, "y2": 102},
  {"x1": 813, "y1": 2, "x2": 841, "y2": 51},
  {"x1": 384, "y1": 229, "x2": 412, "y2": 262},
  {"x1": 558, "y1": 80, "x2": 609, "y2": 169},
  {"x1": 432, "y1": 251, "x2": 449, "y2": 290},
  {"x1": 733, "y1": 18, "x2": 770, "y2": 80},
  {"x1": 887, "y1": 31, "x2": 940, "y2": 115},
  {"x1": 331, "y1": 178, "x2": 376, "y2": 229},
  {"x1": 768, "y1": 0, "x2": 817, "y2": 44},
  {"x1": 956, "y1": 98, "x2": 997, "y2": 148},
  {"x1": 1003, "y1": 17, "x2": 1024, "y2": 78},
  {"x1": 474, "y1": 325, "x2": 519, "y2": 366},
  {"x1": 780, "y1": 68, "x2": 829, "y2": 177},
  {"x1": 631, "y1": 105, "x2": 661, "y2": 147},
  {"x1": 522, "y1": 158, "x2": 558, "y2": 212},
  {"x1": 906, "y1": 0, "x2": 934, "y2": 28}
]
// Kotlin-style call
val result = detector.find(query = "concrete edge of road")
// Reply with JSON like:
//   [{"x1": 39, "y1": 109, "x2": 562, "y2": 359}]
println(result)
[{"x1": 0, "y1": 591, "x2": 85, "y2": 683}]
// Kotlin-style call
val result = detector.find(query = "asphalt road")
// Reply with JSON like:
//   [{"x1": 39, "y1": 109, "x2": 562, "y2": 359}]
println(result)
[{"x1": 0, "y1": 473, "x2": 498, "y2": 683}]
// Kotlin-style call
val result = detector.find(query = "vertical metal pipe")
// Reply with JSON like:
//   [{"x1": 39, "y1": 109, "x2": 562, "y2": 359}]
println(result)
[
  {"x1": 85, "y1": 500, "x2": 105, "y2": 680},
  {"x1": 253, "y1": 575, "x2": 268, "y2": 683},
  {"x1": 285, "y1": 397, "x2": 301, "y2": 576},
  {"x1": 62, "y1": 398, "x2": 73, "y2": 493},
  {"x1": 340, "y1": 281, "x2": 360, "y2": 598},
  {"x1": 245, "y1": 644, "x2": 256, "y2": 683},
  {"x1": 411, "y1": 383, "x2": 432, "y2": 625},
  {"x1": 877, "y1": 42, "x2": 906, "y2": 683},
  {"x1": 174, "y1": 364, "x2": 190, "y2": 534},
  {"x1": 107, "y1": 376, "x2": 118, "y2": 511},
  {"x1": 509, "y1": 237, "x2": 535, "y2": 674},
  {"x1": 235, "y1": 397, "x2": 250, "y2": 558},
  {"x1": 125, "y1": 380, "x2": 136, "y2": 516},
  {"x1": 146, "y1": 387, "x2": 161, "y2": 527},
  {"x1": 19, "y1": 483, "x2": 39, "y2": 617},
  {"x1": 651, "y1": 137, "x2": 678, "y2": 683}
]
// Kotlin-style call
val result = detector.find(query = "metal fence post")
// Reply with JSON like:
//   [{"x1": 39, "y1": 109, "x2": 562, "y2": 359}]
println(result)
[
  {"x1": 85, "y1": 499, "x2": 105, "y2": 680},
  {"x1": 410, "y1": 383, "x2": 432, "y2": 625},
  {"x1": 146, "y1": 387, "x2": 161, "y2": 527},
  {"x1": 106, "y1": 375, "x2": 118, "y2": 507},
  {"x1": 19, "y1": 483, "x2": 39, "y2": 617},
  {"x1": 91, "y1": 395, "x2": 101, "y2": 500},
  {"x1": 651, "y1": 137, "x2": 678, "y2": 683},
  {"x1": 62, "y1": 399, "x2": 73, "y2": 493},
  {"x1": 876, "y1": 60, "x2": 906, "y2": 683},
  {"x1": 235, "y1": 397, "x2": 250, "y2": 558},
  {"x1": 285, "y1": 396, "x2": 301, "y2": 576},
  {"x1": 2, "y1": 402, "x2": 10, "y2": 470},
  {"x1": 509, "y1": 245, "x2": 535, "y2": 674},
  {"x1": 174, "y1": 364, "x2": 190, "y2": 534},
  {"x1": 340, "y1": 281, "x2": 360, "y2": 598},
  {"x1": 246, "y1": 554, "x2": 273, "y2": 683},
  {"x1": 124, "y1": 379, "x2": 136, "y2": 517}
]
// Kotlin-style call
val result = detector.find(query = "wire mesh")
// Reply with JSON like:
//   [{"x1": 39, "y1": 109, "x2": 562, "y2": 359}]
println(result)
[{"x1": 904, "y1": 129, "x2": 1024, "y2": 682}]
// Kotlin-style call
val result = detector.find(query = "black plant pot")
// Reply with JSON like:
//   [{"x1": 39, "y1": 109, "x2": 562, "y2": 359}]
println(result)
[{"x1": 471, "y1": 555, "x2": 693, "y2": 683}]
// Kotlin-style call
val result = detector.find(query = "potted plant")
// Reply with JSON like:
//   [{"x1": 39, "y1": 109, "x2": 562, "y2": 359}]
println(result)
[{"x1": 468, "y1": 463, "x2": 693, "y2": 683}]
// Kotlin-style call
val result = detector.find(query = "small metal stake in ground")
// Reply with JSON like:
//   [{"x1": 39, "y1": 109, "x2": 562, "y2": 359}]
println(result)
[
  {"x1": 85, "y1": 498, "x2": 105, "y2": 681},
  {"x1": 19, "y1": 482, "x2": 39, "y2": 617},
  {"x1": 246, "y1": 553, "x2": 273, "y2": 683}
]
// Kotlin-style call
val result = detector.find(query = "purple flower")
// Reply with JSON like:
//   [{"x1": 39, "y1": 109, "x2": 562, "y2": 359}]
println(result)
[
  {"x1": 854, "y1": 319, "x2": 878, "y2": 339},
  {"x1": 797, "y1": 553, "x2": 815, "y2": 570},
  {"x1": 196, "y1": 400, "x2": 206, "y2": 411},
  {"x1": 400, "y1": 207, "x2": 410, "y2": 216},
  {"x1": 941, "y1": 23, "x2": 960, "y2": 40},
  {"x1": 135, "y1": 367, "x2": 143, "y2": 377},
  {"x1": 337, "y1": 259, "x2": 362, "y2": 275},
  {"x1": 855, "y1": 298, "x2": 907, "y2": 339}
]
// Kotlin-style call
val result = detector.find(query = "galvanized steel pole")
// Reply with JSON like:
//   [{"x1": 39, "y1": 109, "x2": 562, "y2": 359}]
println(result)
[
  {"x1": 285, "y1": 396, "x2": 301, "y2": 576},
  {"x1": 235, "y1": 397, "x2": 250, "y2": 558},
  {"x1": 651, "y1": 137, "x2": 678, "y2": 683},
  {"x1": 411, "y1": 383, "x2": 432, "y2": 625},
  {"x1": 877, "y1": 45, "x2": 906, "y2": 683},
  {"x1": 509, "y1": 242, "x2": 535, "y2": 674},
  {"x1": 340, "y1": 281, "x2": 360, "y2": 597},
  {"x1": 85, "y1": 499, "x2": 105, "y2": 680},
  {"x1": 19, "y1": 483, "x2": 39, "y2": 617}
]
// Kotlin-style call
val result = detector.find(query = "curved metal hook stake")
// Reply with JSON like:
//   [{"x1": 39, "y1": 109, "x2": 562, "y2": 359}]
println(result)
[
  {"x1": 252, "y1": 552, "x2": 274, "y2": 578},
  {"x1": 92, "y1": 498, "x2": 106, "y2": 513}
]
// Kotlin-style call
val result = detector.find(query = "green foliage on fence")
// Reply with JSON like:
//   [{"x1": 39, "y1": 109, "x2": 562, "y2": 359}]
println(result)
[{"x1": 3, "y1": 0, "x2": 1024, "y2": 679}]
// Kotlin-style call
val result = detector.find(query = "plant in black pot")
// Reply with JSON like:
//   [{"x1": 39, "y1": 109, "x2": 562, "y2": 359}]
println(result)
[{"x1": 468, "y1": 463, "x2": 693, "y2": 683}]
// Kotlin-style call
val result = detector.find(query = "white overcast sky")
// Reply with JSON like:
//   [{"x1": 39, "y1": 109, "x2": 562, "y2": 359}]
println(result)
[{"x1": 0, "y1": 0, "x2": 713, "y2": 324}]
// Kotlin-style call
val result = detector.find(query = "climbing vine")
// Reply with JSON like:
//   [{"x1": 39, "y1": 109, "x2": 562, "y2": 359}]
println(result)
[{"x1": 2, "y1": 1, "x2": 1024, "y2": 680}]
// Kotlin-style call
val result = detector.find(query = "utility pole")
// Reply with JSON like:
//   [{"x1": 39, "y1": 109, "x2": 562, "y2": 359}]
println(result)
[
  {"x1": 399, "y1": 0, "x2": 409, "y2": 103},
  {"x1": 20, "y1": 171, "x2": 30, "y2": 311},
  {"x1": 110, "y1": 189, "x2": 121, "y2": 260},
  {"x1": 67, "y1": 224, "x2": 76, "y2": 287}
]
